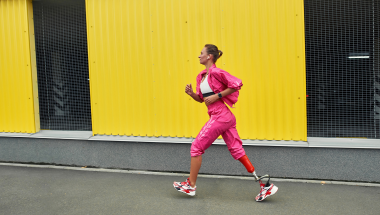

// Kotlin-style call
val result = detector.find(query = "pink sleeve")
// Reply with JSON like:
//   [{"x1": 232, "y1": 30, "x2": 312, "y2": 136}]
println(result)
[{"x1": 213, "y1": 70, "x2": 243, "y2": 90}]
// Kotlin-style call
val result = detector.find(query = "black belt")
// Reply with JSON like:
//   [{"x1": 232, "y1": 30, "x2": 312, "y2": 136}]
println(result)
[{"x1": 202, "y1": 92, "x2": 215, "y2": 98}]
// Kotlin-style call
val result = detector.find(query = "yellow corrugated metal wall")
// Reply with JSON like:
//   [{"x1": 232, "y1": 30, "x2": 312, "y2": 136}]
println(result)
[
  {"x1": 86, "y1": 0, "x2": 307, "y2": 141},
  {"x1": 0, "y1": 0, "x2": 39, "y2": 133},
  {"x1": 86, "y1": 0, "x2": 156, "y2": 136},
  {"x1": 149, "y1": 0, "x2": 223, "y2": 138},
  {"x1": 220, "y1": 0, "x2": 307, "y2": 140}
]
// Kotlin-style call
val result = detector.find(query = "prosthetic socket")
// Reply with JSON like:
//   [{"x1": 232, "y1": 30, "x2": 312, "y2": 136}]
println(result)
[
  {"x1": 238, "y1": 155, "x2": 255, "y2": 173},
  {"x1": 238, "y1": 155, "x2": 260, "y2": 181}
]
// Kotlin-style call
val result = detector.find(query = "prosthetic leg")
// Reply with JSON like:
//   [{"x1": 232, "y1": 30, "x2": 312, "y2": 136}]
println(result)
[
  {"x1": 238, "y1": 155, "x2": 270, "y2": 181},
  {"x1": 238, "y1": 155, "x2": 277, "y2": 201}
]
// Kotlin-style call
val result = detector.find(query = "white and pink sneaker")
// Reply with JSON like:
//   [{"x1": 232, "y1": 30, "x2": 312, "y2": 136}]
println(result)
[
  {"x1": 255, "y1": 181, "x2": 278, "y2": 201},
  {"x1": 173, "y1": 178, "x2": 196, "y2": 196}
]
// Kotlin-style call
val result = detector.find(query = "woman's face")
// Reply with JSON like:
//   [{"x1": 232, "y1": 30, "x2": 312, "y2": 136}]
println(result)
[{"x1": 198, "y1": 47, "x2": 211, "y2": 65}]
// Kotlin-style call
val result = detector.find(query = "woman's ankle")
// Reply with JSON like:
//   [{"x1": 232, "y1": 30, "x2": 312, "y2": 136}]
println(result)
[{"x1": 189, "y1": 180, "x2": 196, "y2": 188}]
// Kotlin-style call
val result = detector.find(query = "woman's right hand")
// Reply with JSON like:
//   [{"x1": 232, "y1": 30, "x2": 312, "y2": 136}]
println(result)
[{"x1": 185, "y1": 84, "x2": 194, "y2": 96}]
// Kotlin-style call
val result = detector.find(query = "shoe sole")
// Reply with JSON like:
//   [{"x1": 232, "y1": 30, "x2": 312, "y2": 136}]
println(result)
[
  {"x1": 173, "y1": 184, "x2": 196, "y2": 196},
  {"x1": 255, "y1": 185, "x2": 278, "y2": 202}
]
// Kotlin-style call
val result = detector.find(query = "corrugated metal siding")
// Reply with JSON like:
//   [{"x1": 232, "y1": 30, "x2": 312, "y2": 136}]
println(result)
[
  {"x1": 86, "y1": 0, "x2": 212, "y2": 137},
  {"x1": 86, "y1": 0, "x2": 306, "y2": 141},
  {"x1": 220, "y1": 0, "x2": 307, "y2": 141},
  {"x1": 86, "y1": 0, "x2": 154, "y2": 136},
  {"x1": 149, "y1": 0, "x2": 222, "y2": 137},
  {"x1": 0, "y1": 0, "x2": 39, "y2": 133}
]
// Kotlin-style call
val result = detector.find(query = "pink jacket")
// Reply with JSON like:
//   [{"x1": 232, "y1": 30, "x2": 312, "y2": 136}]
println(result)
[{"x1": 196, "y1": 64, "x2": 243, "y2": 108}]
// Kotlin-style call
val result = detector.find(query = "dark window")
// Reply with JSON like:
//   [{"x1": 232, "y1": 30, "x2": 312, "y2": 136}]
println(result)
[
  {"x1": 304, "y1": 0, "x2": 380, "y2": 139},
  {"x1": 33, "y1": 0, "x2": 92, "y2": 130}
]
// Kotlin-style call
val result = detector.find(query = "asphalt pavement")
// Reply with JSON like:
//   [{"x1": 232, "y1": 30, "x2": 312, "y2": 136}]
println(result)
[{"x1": 0, "y1": 164, "x2": 379, "y2": 215}]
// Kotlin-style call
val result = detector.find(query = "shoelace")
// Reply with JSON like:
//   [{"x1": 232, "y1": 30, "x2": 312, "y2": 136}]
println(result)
[
  {"x1": 259, "y1": 183, "x2": 269, "y2": 194},
  {"x1": 179, "y1": 178, "x2": 190, "y2": 186}
]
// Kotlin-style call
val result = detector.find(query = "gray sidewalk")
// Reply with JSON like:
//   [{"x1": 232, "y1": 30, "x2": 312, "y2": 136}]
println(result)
[{"x1": 0, "y1": 165, "x2": 379, "y2": 215}]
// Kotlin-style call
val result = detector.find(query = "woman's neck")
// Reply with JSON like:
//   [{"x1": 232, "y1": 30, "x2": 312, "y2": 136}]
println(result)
[{"x1": 205, "y1": 62, "x2": 214, "y2": 71}]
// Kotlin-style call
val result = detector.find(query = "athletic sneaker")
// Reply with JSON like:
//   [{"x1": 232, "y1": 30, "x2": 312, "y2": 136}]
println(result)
[
  {"x1": 255, "y1": 181, "x2": 278, "y2": 202},
  {"x1": 173, "y1": 177, "x2": 190, "y2": 187},
  {"x1": 173, "y1": 178, "x2": 196, "y2": 196}
]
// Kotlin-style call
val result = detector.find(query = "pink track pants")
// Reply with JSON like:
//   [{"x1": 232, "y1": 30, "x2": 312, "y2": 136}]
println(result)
[{"x1": 190, "y1": 100, "x2": 246, "y2": 160}]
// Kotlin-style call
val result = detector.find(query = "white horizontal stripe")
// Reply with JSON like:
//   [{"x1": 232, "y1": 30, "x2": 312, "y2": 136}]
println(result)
[
  {"x1": 348, "y1": 56, "x2": 370, "y2": 58},
  {"x1": 1, "y1": 162, "x2": 379, "y2": 187}
]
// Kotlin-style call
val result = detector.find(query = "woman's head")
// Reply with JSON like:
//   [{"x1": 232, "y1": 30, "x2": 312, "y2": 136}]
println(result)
[{"x1": 198, "y1": 44, "x2": 223, "y2": 65}]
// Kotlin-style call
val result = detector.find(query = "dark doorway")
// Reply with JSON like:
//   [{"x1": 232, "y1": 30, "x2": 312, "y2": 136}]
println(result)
[{"x1": 33, "y1": 0, "x2": 92, "y2": 130}]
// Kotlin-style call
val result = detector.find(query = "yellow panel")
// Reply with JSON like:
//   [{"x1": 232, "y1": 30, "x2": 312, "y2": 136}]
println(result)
[
  {"x1": 86, "y1": 0, "x2": 306, "y2": 141},
  {"x1": 150, "y1": 0, "x2": 222, "y2": 137},
  {"x1": 0, "y1": 0, "x2": 39, "y2": 133},
  {"x1": 220, "y1": 0, "x2": 307, "y2": 141},
  {"x1": 86, "y1": 0, "x2": 155, "y2": 136}
]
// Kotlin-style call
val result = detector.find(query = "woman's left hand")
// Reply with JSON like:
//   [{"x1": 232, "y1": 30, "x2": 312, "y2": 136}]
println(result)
[{"x1": 204, "y1": 94, "x2": 220, "y2": 106}]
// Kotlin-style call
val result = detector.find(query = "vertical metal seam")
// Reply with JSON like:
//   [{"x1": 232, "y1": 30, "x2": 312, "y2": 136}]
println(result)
[
  {"x1": 148, "y1": 0, "x2": 155, "y2": 137},
  {"x1": 85, "y1": 0, "x2": 95, "y2": 136},
  {"x1": 25, "y1": 0, "x2": 35, "y2": 133}
]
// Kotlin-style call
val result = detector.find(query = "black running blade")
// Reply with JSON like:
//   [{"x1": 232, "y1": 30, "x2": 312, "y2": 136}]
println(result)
[{"x1": 256, "y1": 174, "x2": 270, "y2": 182}]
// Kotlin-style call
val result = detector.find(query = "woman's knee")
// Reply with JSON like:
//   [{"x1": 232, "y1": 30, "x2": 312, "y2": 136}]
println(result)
[
  {"x1": 190, "y1": 141, "x2": 205, "y2": 157},
  {"x1": 228, "y1": 145, "x2": 246, "y2": 160}
]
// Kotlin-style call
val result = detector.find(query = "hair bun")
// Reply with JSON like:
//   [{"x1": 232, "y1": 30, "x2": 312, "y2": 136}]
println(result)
[{"x1": 218, "y1": 50, "x2": 223, "y2": 59}]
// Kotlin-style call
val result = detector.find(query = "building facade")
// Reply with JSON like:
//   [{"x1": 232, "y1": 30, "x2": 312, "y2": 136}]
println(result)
[{"x1": 1, "y1": 0, "x2": 379, "y2": 182}]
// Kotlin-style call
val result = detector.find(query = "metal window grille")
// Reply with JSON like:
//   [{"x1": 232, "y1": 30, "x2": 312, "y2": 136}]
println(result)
[
  {"x1": 33, "y1": 0, "x2": 92, "y2": 131},
  {"x1": 304, "y1": 0, "x2": 380, "y2": 139}
]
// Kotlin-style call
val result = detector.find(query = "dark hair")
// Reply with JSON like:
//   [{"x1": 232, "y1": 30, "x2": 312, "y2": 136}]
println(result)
[{"x1": 205, "y1": 44, "x2": 223, "y2": 63}]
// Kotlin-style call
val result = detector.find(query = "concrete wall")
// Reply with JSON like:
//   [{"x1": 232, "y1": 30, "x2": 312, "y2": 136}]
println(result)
[{"x1": 0, "y1": 137, "x2": 379, "y2": 183}]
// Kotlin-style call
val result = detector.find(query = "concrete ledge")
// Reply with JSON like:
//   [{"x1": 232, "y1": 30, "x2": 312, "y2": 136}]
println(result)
[
  {"x1": 224, "y1": 139, "x2": 308, "y2": 147},
  {"x1": 0, "y1": 132, "x2": 32, "y2": 137},
  {"x1": 29, "y1": 130, "x2": 92, "y2": 140},
  {"x1": 89, "y1": 135, "x2": 194, "y2": 144},
  {"x1": 308, "y1": 137, "x2": 380, "y2": 149},
  {"x1": 1, "y1": 131, "x2": 379, "y2": 149}
]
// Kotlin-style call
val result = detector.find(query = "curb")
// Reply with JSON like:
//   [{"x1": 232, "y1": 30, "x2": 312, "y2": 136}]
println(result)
[{"x1": 1, "y1": 162, "x2": 379, "y2": 187}]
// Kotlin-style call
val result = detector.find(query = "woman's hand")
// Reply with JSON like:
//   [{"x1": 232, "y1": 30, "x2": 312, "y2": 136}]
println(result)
[
  {"x1": 185, "y1": 84, "x2": 203, "y2": 103},
  {"x1": 204, "y1": 94, "x2": 219, "y2": 106},
  {"x1": 185, "y1": 84, "x2": 194, "y2": 96}
]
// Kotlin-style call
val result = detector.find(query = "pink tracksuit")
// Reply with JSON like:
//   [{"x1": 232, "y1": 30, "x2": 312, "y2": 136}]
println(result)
[{"x1": 190, "y1": 64, "x2": 246, "y2": 160}]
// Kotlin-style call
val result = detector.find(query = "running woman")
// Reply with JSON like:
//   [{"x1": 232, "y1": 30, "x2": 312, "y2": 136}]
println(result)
[{"x1": 173, "y1": 44, "x2": 278, "y2": 201}]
